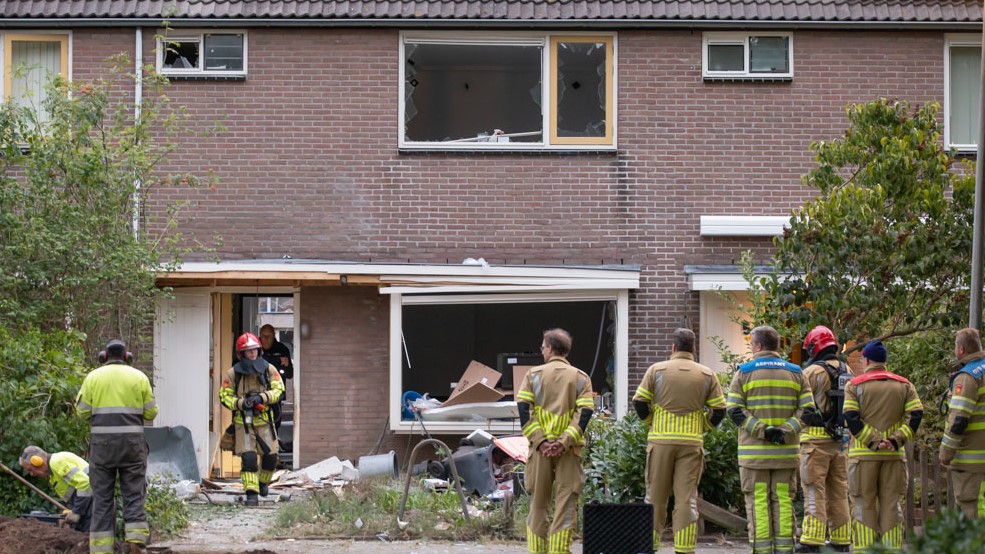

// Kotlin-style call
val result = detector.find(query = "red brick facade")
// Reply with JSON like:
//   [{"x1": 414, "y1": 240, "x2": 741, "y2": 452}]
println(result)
[{"x1": 62, "y1": 25, "x2": 950, "y2": 462}]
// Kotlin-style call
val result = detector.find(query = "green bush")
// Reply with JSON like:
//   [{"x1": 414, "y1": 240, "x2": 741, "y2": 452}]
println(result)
[
  {"x1": 908, "y1": 509, "x2": 985, "y2": 553},
  {"x1": 146, "y1": 478, "x2": 189, "y2": 540},
  {"x1": 700, "y1": 417, "x2": 743, "y2": 514},
  {"x1": 0, "y1": 327, "x2": 88, "y2": 515}
]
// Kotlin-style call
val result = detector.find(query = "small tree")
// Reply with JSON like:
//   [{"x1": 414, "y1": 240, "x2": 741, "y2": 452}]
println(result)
[
  {"x1": 742, "y1": 99, "x2": 975, "y2": 357},
  {"x1": 0, "y1": 56, "x2": 215, "y2": 514}
]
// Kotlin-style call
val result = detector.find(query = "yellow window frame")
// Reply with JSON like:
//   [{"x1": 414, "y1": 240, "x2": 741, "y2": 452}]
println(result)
[
  {"x1": 549, "y1": 35, "x2": 614, "y2": 146},
  {"x1": 3, "y1": 33, "x2": 70, "y2": 100}
]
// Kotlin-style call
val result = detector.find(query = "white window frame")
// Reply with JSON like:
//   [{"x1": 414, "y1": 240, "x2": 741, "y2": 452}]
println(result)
[
  {"x1": 0, "y1": 30, "x2": 72, "y2": 102},
  {"x1": 156, "y1": 30, "x2": 248, "y2": 77},
  {"x1": 399, "y1": 31, "x2": 617, "y2": 151},
  {"x1": 945, "y1": 34, "x2": 981, "y2": 152},
  {"x1": 387, "y1": 290, "x2": 630, "y2": 434},
  {"x1": 702, "y1": 32, "x2": 793, "y2": 80}
]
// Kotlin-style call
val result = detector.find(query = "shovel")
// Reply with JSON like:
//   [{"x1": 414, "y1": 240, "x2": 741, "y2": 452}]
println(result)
[{"x1": 0, "y1": 461, "x2": 69, "y2": 512}]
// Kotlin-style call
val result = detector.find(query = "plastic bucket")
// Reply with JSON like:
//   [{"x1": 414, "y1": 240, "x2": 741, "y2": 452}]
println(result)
[{"x1": 358, "y1": 450, "x2": 399, "y2": 481}]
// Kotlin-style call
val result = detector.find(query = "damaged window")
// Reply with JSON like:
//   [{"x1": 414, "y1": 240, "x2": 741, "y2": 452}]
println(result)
[
  {"x1": 703, "y1": 32, "x2": 793, "y2": 79},
  {"x1": 159, "y1": 31, "x2": 247, "y2": 77},
  {"x1": 401, "y1": 33, "x2": 615, "y2": 148}
]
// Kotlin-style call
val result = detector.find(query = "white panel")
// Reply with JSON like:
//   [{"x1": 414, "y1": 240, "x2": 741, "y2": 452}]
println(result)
[
  {"x1": 699, "y1": 291, "x2": 752, "y2": 373},
  {"x1": 700, "y1": 215, "x2": 789, "y2": 236},
  {"x1": 154, "y1": 291, "x2": 212, "y2": 479}
]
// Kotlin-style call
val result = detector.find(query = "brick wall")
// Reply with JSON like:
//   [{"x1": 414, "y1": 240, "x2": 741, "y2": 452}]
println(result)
[{"x1": 59, "y1": 25, "x2": 952, "y2": 449}]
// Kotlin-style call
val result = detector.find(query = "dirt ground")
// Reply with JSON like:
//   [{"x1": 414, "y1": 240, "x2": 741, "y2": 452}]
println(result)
[
  {"x1": 154, "y1": 502, "x2": 749, "y2": 554},
  {"x1": 0, "y1": 515, "x2": 88, "y2": 554}
]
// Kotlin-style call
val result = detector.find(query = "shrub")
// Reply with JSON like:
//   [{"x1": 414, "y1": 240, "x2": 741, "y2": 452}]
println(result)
[
  {"x1": 146, "y1": 478, "x2": 189, "y2": 540},
  {"x1": 908, "y1": 509, "x2": 985, "y2": 553}
]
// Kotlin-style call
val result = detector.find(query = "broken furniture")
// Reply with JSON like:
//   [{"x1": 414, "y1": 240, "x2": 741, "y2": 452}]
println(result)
[{"x1": 398, "y1": 438, "x2": 471, "y2": 525}]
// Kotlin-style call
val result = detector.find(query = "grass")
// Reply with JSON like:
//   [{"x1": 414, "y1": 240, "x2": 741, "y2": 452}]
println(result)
[{"x1": 270, "y1": 480, "x2": 528, "y2": 542}]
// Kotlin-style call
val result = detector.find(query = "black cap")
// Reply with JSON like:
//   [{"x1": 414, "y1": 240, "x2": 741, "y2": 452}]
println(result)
[{"x1": 105, "y1": 339, "x2": 127, "y2": 355}]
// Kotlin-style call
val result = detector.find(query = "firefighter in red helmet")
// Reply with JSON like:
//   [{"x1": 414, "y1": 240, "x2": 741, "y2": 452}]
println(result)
[
  {"x1": 219, "y1": 332, "x2": 284, "y2": 506},
  {"x1": 797, "y1": 326, "x2": 851, "y2": 552}
]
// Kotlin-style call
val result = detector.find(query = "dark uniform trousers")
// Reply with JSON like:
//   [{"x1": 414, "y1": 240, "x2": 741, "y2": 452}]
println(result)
[
  {"x1": 525, "y1": 447, "x2": 582, "y2": 554},
  {"x1": 646, "y1": 443, "x2": 703, "y2": 552},
  {"x1": 89, "y1": 434, "x2": 150, "y2": 552}
]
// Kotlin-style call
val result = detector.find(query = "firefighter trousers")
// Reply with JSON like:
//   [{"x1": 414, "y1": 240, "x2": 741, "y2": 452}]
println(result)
[
  {"x1": 848, "y1": 458, "x2": 906, "y2": 551},
  {"x1": 88, "y1": 433, "x2": 150, "y2": 553},
  {"x1": 950, "y1": 468, "x2": 985, "y2": 519},
  {"x1": 645, "y1": 442, "x2": 702, "y2": 553},
  {"x1": 799, "y1": 441, "x2": 850, "y2": 547},
  {"x1": 525, "y1": 447, "x2": 583, "y2": 554},
  {"x1": 740, "y1": 466, "x2": 797, "y2": 554}
]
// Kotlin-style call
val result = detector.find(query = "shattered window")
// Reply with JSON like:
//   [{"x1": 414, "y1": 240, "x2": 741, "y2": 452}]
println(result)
[
  {"x1": 404, "y1": 42, "x2": 544, "y2": 144},
  {"x1": 160, "y1": 32, "x2": 247, "y2": 76},
  {"x1": 163, "y1": 40, "x2": 201, "y2": 70},
  {"x1": 555, "y1": 41, "x2": 607, "y2": 138}
]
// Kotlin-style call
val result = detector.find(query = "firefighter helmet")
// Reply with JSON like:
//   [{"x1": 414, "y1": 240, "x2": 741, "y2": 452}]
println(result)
[
  {"x1": 236, "y1": 332, "x2": 262, "y2": 353},
  {"x1": 804, "y1": 325, "x2": 838, "y2": 356}
]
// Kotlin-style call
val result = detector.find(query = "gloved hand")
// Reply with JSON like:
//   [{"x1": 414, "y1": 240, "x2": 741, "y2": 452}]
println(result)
[
  {"x1": 241, "y1": 395, "x2": 256, "y2": 410},
  {"x1": 764, "y1": 426, "x2": 786, "y2": 444},
  {"x1": 248, "y1": 394, "x2": 264, "y2": 408},
  {"x1": 60, "y1": 510, "x2": 79, "y2": 527}
]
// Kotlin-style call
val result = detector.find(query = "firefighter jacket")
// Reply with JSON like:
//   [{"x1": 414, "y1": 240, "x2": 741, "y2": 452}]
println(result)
[
  {"x1": 76, "y1": 363, "x2": 158, "y2": 435},
  {"x1": 844, "y1": 364, "x2": 923, "y2": 461},
  {"x1": 220, "y1": 358, "x2": 284, "y2": 426},
  {"x1": 517, "y1": 356, "x2": 594, "y2": 454},
  {"x1": 941, "y1": 351, "x2": 985, "y2": 470},
  {"x1": 727, "y1": 351, "x2": 817, "y2": 469},
  {"x1": 48, "y1": 452, "x2": 91, "y2": 503},
  {"x1": 801, "y1": 358, "x2": 848, "y2": 444},
  {"x1": 633, "y1": 351, "x2": 726, "y2": 445}
]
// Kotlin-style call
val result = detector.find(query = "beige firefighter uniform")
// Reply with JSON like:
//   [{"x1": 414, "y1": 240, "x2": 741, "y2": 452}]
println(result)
[
  {"x1": 517, "y1": 356, "x2": 594, "y2": 554},
  {"x1": 727, "y1": 351, "x2": 817, "y2": 554},
  {"x1": 941, "y1": 351, "x2": 985, "y2": 518},
  {"x1": 798, "y1": 360, "x2": 851, "y2": 548},
  {"x1": 219, "y1": 359, "x2": 285, "y2": 496},
  {"x1": 843, "y1": 365, "x2": 922, "y2": 551},
  {"x1": 633, "y1": 351, "x2": 725, "y2": 553}
]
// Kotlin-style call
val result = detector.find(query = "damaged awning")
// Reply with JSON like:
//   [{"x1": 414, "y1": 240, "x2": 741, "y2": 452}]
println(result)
[{"x1": 158, "y1": 260, "x2": 641, "y2": 292}]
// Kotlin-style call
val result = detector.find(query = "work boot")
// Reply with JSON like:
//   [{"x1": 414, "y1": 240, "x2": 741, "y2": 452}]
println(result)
[
  {"x1": 259, "y1": 482, "x2": 269, "y2": 497},
  {"x1": 795, "y1": 543, "x2": 820, "y2": 553},
  {"x1": 829, "y1": 544, "x2": 851, "y2": 552},
  {"x1": 245, "y1": 491, "x2": 259, "y2": 506}
]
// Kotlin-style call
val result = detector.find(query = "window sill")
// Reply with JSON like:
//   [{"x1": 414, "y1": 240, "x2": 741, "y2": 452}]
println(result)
[
  {"x1": 703, "y1": 76, "x2": 793, "y2": 83},
  {"x1": 398, "y1": 145, "x2": 617, "y2": 155},
  {"x1": 162, "y1": 74, "x2": 247, "y2": 82}
]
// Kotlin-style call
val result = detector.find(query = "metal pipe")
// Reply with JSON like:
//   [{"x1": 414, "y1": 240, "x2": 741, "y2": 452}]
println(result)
[
  {"x1": 971, "y1": 0, "x2": 985, "y2": 330},
  {"x1": 132, "y1": 27, "x2": 143, "y2": 238},
  {"x1": 397, "y1": 439, "x2": 471, "y2": 525},
  {"x1": 0, "y1": 462, "x2": 70, "y2": 512}
]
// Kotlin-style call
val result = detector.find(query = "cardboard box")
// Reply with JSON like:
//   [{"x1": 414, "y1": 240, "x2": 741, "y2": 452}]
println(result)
[
  {"x1": 512, "y1": 365, "x2": 536, "y2": 398},
  {"x1": 442, "y1": 360, "x2": 504, "y2": 407}
]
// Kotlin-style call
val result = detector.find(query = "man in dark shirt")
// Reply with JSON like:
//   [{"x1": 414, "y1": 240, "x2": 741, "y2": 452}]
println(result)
[{"x1": 259, "y1": 324, "x2": 293, "y2": 430}]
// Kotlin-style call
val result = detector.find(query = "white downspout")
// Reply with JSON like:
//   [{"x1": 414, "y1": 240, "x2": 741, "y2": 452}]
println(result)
[{"x1": 132, "y1": 28, "x2": 142, "y2": 238}]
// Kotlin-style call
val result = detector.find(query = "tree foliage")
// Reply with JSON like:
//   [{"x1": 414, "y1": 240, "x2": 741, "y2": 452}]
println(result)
[
  {"x1": 742, "y1": 99, "x2": 976, "y2": 356},
  {"x1": 0, "y1": 57, "x2": 213, "y2": 515}
]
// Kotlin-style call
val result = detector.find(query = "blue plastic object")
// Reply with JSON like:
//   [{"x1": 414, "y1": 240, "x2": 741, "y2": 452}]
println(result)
[{"x1": 402, "y1": 390, "x2": 423, "y2": 420}]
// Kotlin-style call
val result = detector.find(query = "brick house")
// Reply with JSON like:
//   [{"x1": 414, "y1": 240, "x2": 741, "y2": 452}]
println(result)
[{"x1": 1, "y1": 0, "x2": 980, "y2": 477}]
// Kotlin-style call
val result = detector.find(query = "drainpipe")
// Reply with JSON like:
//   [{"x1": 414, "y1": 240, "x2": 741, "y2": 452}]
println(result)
[{"x1": 132, "y1": 27, "x2": 142, "y2": 238}]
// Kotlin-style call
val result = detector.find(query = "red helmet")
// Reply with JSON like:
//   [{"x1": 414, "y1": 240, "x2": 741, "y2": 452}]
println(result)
[
  {"x1": 804, "y1": 325, "x2": 838, "y2": 356},
  {"x1": 236, "y1": 332, "x2": 262, "y2": 353}
]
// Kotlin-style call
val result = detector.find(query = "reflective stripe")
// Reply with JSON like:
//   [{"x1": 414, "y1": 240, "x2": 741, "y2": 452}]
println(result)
[
  {"x1": 92, "y1": 406, "x2": 144, "y2": 414},
  {"x1": 743, "y1": 380, "x2": 801, "y2": 392},
  {"x1": 942, "y1": 434, "x2": 962, "y2": 449},
  {"x1": 786, "y1": 418, "x2": 803, "y2": 433},
  {"x1": 125, "y1": 521, "x2": 149, "y2": 530},
  {"x1": 707, "y1": 395, "x2": 726, "y2": 407},
  {"x1": 953, "y1": 450, "x2": 985, "y2": 463},
  {"x1": 76, "y1": 489, "x2": 92, "y2": 497},
  {"x1": 754, "y1": 482, "x2": 770, "y2": 541},
  {"x1": 144, "y1": 399, "x2": 157, "y2": 410},
  {"x1": 91, "y1": 425, "x2": 144, "y2": 434},
  {"x1": 634, "y1": 386, "x2": 654, "y2": 401},
  {"x1": 950, "y1": 397, "x2": 977, "y2": 412}
]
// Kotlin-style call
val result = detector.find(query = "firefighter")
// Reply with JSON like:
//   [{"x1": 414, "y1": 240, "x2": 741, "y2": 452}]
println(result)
[
  {"x1": 844, "y1": 340, "x2": 923, "y2": 551},
  {"x1": 727, "y1": 325, "x2": 819, "y2": 554},
  {"x1": 796, "y1": 326, "x2": 851, "y2": 552},
  {"x1": 19, "y1": 446, "x2": 92, "y2": 532},
  {"x1": 941, "y1": 328, "x2": 985, "y2": 518},
  {"x1": 633, "y1": 328, "x2": 726, "y2": 554},
  {"x1": 517, "y1": 328, "x2": 594, "y2": 554},
  {"x1": 76, "y1": 339, "x2": 158, "y2": 554},
  {"x1": 219, "y1": 332, "x2": 285, "y2": 506}
]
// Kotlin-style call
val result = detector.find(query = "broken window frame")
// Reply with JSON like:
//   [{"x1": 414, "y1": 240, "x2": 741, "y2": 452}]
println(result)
[
  {"x1": 702, "y1": 31, "x2": 793, "y2": 80},
  {"x1": 2, "y1": 31, "x2": 71, "y2": 116},
  {"x1": 156, "y1": 30, "x2": 248, "y2": 77},
  {"x1": 387, "y1": 289, "x2": 631, "y2": 434},
  {"x1": 399, "y1": 31, "x2": 617, "y2": 150}
]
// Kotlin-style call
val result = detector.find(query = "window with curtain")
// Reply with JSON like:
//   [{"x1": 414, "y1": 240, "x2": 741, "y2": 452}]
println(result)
[
  {"x1": 4, "y1": 33, "x2": 69, "y2": 122},
  {"x1": 948, "y1": 40, "x2": 982, "y2": 150}
]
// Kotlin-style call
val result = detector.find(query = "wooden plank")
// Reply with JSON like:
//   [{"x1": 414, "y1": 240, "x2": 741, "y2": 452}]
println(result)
[
  {"x1": 932, "y1": 450, "x2": 942, "y2": 516},
  {"x1": 920, "y1": 447, "x2": 929, "y2": 526},
  {"x1": 696, "y1": 497, "x2": 747, "y2": 532},
  {"x1": 905, "y1": 443, "x2": 915, "y2": 534}
]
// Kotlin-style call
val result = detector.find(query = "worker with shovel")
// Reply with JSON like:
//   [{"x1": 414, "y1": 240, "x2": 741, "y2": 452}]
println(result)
[{"x1": 18, "y1": 446, "x2": 92, "y2": 532}]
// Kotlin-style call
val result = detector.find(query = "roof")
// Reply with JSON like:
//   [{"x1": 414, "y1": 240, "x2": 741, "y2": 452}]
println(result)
[{"x1": 0, "y1": 0, "x2": 981, "y2": 25}]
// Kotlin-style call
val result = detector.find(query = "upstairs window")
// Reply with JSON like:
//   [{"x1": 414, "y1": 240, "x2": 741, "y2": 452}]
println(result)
[
  {"x1": 401, "y1": 32, "x2": 615, "y2": 149},
  {"x1": 703, "y1": 32, "x2": 792, "y2": 79},
  {"x1": 946, "y1": 35, "x2": 981, "y2": 151},
  {"x1": 3, "y1": 32, "x2": 70, "y2": 122},
  {"x1": 158, "y1": 32, "x2": 247, "y2": 77}
]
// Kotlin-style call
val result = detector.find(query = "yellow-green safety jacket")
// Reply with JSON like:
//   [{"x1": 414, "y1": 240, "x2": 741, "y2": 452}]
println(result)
[
  {"x1": 76, "y1": 363, "x2": 158, "y2": 434},
  {"x1": 48, "y1": 451, "x2": 91, "y2": 502},
  {"x1": 219, "y1": 358, "x2": 284, "y2": 425}
]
